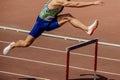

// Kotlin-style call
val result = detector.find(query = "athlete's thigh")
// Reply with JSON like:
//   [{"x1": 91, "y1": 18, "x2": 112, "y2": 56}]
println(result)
[
  {"x1": 46, "y1": 17, "x2": 60, "y2": 31},
  {"x1": 29, "y1": 17, "x2": 49, "y2": 38},
  {"x1": 24, "y1": 35, "x2": 35, "y2": 45},
  {"x1": 57, "y1": 13, "x2": 72, "y2": 26},
  {"x1": 46, "y1": 13, "x2": 73, "y2": 31}
]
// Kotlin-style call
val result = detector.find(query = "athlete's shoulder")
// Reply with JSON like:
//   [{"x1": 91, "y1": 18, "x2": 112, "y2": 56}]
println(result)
[
  {"x1": 50, "y1": 0, "x2": 72, "y2": 7},
  {"x1": 52, "y1": 0, "x2": 68, "y2": 5}
]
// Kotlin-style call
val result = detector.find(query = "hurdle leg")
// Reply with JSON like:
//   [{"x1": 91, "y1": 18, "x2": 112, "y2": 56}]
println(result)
[
  {"x1": 66, "y1": 39, "x2": 99, "y2": 80},
  {"x1": 94, "y1": 41, "x2": 98, "y2": 80},
  {"x1": 66, "y1": 50, "x2": 70, "y2": 80}
]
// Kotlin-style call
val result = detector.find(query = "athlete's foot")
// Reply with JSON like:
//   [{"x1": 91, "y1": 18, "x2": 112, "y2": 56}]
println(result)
[
  {"x1": 3, "y1": 42, "x2": 15, "y2": 55},
  {"x1": 87, "y1": 20, "x2": 99, "y2": 36}
]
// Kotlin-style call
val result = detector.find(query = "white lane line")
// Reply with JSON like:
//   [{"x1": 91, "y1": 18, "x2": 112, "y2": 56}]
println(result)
[
  {"x1": 0, "y1": 40, "x2": 120, "y2": 62},
  {"x1": 0, "y1": 70, "x2": 50, "y2": 80},
  {"x1": 0, "y1": 26, "x2": 120, "y2": 47},
  {"x1": 30, "y1": 45, "x2": 120, "y2": 62},
  {"x1": 0, "y1": 55, "x2": 120, "y2": 76}
]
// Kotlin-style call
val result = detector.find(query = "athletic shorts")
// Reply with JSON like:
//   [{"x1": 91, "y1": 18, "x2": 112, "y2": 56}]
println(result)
[{"x1": 29, "y1": 16, "x2": 60, "y2": 38}]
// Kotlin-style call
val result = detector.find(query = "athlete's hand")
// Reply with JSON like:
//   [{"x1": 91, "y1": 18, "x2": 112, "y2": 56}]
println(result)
[{"x1": 94, "y1": 0, "x2": 104, "y2": 5}]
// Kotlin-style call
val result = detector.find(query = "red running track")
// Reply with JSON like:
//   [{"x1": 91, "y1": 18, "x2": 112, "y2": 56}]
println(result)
[{"x1": 0, "y1": 0, "x2": 120, "y2": 80}]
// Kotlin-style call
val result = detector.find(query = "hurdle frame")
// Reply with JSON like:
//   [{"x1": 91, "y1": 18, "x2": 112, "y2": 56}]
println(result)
[{"x1": 66, "y1": 39, "x2": 99, "y2": 80}]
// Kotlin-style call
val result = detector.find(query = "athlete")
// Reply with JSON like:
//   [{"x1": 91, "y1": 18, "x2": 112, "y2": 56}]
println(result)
[{"x1": 3, "y1": 0, "x2": 103, "y2": 55}]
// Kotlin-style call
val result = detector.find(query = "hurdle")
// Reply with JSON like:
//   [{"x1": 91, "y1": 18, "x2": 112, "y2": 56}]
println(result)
[{"x1": 66, "y1": 38, "x2": 99, "y2": 80}]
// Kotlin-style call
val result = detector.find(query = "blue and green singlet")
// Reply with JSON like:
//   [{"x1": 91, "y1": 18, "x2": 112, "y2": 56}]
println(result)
[{"x1": 39, "y1": 0, "x2": 64, "y2": 21}]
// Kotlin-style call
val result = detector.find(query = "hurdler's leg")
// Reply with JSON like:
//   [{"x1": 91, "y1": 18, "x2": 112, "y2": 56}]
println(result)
[
  {"x1": 3, "y1": 35, "x2": 35, "y2": 55},
  {"x1": 57, "y1": 13, "x2": 98, "y2": 35}
]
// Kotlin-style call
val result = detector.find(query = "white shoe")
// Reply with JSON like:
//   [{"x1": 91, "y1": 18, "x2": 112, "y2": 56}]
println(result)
[
  {"x1": 3, "y1": 42, "x2": 15, "y2": 55},
  {"x1": 87, "y1": 20, "x2": 98, "y2": 36}
]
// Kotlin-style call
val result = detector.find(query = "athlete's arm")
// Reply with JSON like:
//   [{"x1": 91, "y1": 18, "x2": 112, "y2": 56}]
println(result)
[{"x1": 57, "y1": 0, "x2": 103, "y2": 8}]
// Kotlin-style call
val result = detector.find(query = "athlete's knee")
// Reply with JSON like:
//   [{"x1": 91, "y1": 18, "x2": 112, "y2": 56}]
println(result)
[
  {"x1": 18, "y1": 40, "x2": 31, "y2": 47},
  {"x1": 58, "y1": 13, "x2": 74, "y2": 25},
  {"x1": 24, "y1": 41, "x2": 32, "y2": 47},
  {"x1": 59, "y1": 13, "x2": 73, "y2": 21},
  {"x1": 66, "y1": 13, "x2": 73, "y2": 17},
  {"x1": 64, "y1": 13, "x2": 73, "y2": 20}
]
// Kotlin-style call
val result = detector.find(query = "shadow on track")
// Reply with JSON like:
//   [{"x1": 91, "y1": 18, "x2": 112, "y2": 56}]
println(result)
[
  {"x1": 69, "y1": 74, "x2": 109, "y2": 80},
  {"x1": 19, "y1": 78, "x2": 37, "y2": 80}
]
